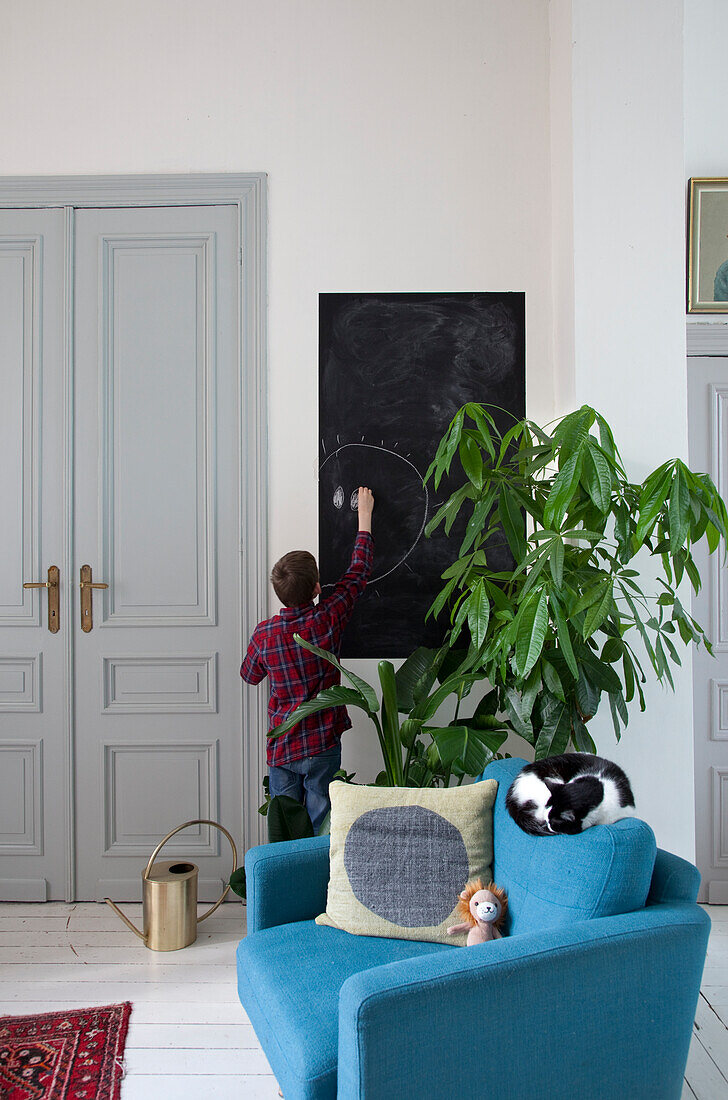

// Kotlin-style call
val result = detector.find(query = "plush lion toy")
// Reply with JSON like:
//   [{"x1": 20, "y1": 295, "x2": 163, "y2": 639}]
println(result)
[{"x1": 447, "y1": 878, "x2": 508, "y2": 945}]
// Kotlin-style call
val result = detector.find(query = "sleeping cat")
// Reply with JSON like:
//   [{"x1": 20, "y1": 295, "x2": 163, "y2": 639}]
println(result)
[{"x1": 505, "y1": 753, "x2": 635, "y2": 836}]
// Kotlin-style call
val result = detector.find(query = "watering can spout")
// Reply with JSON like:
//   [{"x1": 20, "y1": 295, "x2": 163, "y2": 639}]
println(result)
[{"x1": 103, "y1": 897, "x2": 146, "y2": 942}]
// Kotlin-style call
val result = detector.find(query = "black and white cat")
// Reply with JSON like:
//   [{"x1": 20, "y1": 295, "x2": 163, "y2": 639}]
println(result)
[{"x1": 506, "y1": 753, "x2": 635, "y2": 836}]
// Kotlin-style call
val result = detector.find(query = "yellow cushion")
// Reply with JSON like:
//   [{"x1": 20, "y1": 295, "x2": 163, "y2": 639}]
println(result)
[{"x1": 316, "y1": 779, "x2": 498, "y2": 944}]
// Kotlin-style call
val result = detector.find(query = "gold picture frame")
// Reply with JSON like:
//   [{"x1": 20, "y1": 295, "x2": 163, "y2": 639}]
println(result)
[{"x1": 688, "y1": 177, "x2": 728, "y2": 313}]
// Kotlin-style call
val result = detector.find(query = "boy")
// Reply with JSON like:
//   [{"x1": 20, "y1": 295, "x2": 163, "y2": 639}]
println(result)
[{"x1": 241, "y1": 486, "x2": 374, "y2": 832}]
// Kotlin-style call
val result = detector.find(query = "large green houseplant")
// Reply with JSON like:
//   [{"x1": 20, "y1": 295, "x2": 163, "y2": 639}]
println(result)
[
  {"x1": 423, "y1": 402, "x2": 728, "y2": 757},
  {"x1": 232, "y1": 399, "x2": 728, "y2": 901}
]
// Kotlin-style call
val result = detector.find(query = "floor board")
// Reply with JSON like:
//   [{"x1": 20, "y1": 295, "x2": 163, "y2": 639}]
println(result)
[{"x1": 0, "y1": 900, "x2": 726, "y2": 1098}]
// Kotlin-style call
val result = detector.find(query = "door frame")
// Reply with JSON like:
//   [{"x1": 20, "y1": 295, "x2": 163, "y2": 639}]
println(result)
[
  {"x1": 688, "y1": 321, "x2": 728, "y2": 900},
  {"x1": 0, "y1": 174, "x2": 269, "y2": 899}
]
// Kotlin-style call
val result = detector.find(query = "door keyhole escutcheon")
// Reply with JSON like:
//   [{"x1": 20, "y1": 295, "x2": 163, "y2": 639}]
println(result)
[
  {"x1": 79, "y1": 565, "x2": 108, "y2": 632},
  {"x1": 23, "y1": 566, "x2": 60, "y2": 633}
]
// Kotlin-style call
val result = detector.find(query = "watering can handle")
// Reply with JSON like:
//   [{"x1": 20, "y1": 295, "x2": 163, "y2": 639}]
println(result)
[{"x1": 143, "y1": 819, "x2": 239, "y2": 924}]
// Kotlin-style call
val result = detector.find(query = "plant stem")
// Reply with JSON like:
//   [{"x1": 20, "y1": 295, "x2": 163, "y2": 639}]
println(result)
[{"x1": 371, "y1": 714, "x2": 395, "y2": 785}]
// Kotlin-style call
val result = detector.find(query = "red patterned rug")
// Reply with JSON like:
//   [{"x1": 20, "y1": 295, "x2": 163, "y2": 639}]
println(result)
[{"x1": 0, "y1": 1003, "x2": 131, "y2": 1100}]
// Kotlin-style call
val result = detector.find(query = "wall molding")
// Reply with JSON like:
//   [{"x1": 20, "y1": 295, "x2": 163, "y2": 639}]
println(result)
[
  {"x1": 103, "y1": 740, "x2": 219, "y2": 857},
  {"x1": 713, "y1": 766, "x2": 728, "y2": 868},
  {"x1": 0, "y1": 655, "x2": 42, "y2": 712},
  {"x1": 0, "y1": 236, "x2": 42, "y2": 627},
  {"x1": 687, "y1": 322, "x2": 728, "y2": 357},
  {"x1": 102, "y1": 654, "x2": 218, "y2": 713},
  {"x1": 101, "y1": 232, "x2": 217, "y2": 627},
  {"x1": 0, "y1": 739, "x2": 43, "y2": 854}
]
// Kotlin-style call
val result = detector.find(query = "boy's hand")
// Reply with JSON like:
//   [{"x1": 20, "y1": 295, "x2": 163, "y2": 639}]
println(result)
[{"x1": 357, "y1": 486, "x2": 374, "y2": 533}]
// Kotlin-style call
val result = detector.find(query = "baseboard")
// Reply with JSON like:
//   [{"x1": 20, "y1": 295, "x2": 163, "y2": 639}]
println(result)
[
  {"x1": 0, "y1": 878, "x2": 48, "y2": 902},
  {"x1": 95, "y1": 877, "x2": 224, "y2": 903}
]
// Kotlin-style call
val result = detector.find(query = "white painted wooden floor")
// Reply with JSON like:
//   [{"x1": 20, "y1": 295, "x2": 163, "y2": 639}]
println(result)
[{"x1": 0, "y1": 901, "x2": 726, "y2": 1098}]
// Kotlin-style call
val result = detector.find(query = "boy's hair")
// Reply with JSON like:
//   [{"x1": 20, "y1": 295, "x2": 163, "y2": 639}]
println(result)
[{"x1": 271, "y1": 550, "x2": 319, "y2": 606}]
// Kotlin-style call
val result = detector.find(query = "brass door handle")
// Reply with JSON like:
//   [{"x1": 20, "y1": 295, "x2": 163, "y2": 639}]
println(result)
[
  {"x1": 23, "y1": 566, "x2": 60, "y2": 633},
  {"x1": 80, "y1": 565, "x2": 108, "y2": 632}
]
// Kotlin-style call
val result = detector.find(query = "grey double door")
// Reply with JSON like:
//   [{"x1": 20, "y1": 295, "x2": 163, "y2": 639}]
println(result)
[{"x1": 0, "y1": 203, "x2": 243, "y2": 901}]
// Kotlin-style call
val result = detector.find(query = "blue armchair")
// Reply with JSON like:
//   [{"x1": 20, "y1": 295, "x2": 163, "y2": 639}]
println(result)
[{"x1": 236, "y1": 757, "x2": 709, "y2": 1100}]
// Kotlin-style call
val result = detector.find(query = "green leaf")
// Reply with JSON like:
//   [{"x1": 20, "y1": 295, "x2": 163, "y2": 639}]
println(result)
[
  {"x1": 521, "y1": 664, "x2": 542, "y2": 718},
  {"x1": 552, "y1": 599, "x2": 579, "y2": 680},
  {"x1": 584, "y1": 438, "x2": 613, "y2": 512},
  {"x1": 467, "y1": 580, "x2": 490, "y2": 652},
  {"x1": 542, "y1": 657, "x2": 566, "y2": 701},
  {"x1": 552, "y1": 406, "x2": 594, "y2": 453},
  {"x1": 436, "y1": 723, "x2": 507, "y2": 776},
  {"x1": 394, "y1": 646, "x2": 441, "y2": 711},
  {"x1": 410, "y1": 672, "x2": 483, "y2": 723},
  {"x1": 467, "y1": 404, "x2": 498, "y2": 459},
  {"x1": 459, "y1": 434, "x2": 484, "y2": 490},
  {"x1": 576, "y1": 667, "x2": 600, "y2": 718},
  {"x1": 579, "y1": 649, "x2": 622, "y2": 693},
  {"x1": 668, "y1": 464, "x2": 691, "y2": 552},
  {"x1": 534, "y1": 693, "x2": 572, "y2": 760},
  {"x1": 267, "y1": 795, "x2": 314, "y2": 843},
  {"x1": 601, "y1": 636, "x2": 623, "y2": 663},
  {"x1": 684, "y1": 553, "x2": 702, "y2": 594},
  {"x1": 399, "y1": 718, "x2": 424, "y2": 748},
  {"x1": 498, "y1": 485, "x2": 527, "y2": 560},
  {"x1": 636, "y1": 467, "x2": 672, "y2": 543},
  {"x1": 294, "y1": 634, "x2": 379, "y2": 712},
  {"x1": 427, "y1": 577, "x2": 457, "y2": 622},
  {"x1": 229, "y1": 866, "x2": 247, "y2": 900},
  {"x1": 425, "y1": 483, "x2": 474, "y2": 538},
  {"x1": 519, "y1": 551, "x2": 550, "y2": 601},
  {"x1": 379, "y1": 660, "x2": 404, "y2": 784},
  {"x1": 515, "y1": 588, "x2": 549, "y2": 677},
  {"x1": 549, "y1": 538, "x2": 565, "y2": 588},
  {"x1": 439, "y1": 408, "x2": 465, "y2": 487},
  {"x1": 503, "y1": 686, "x2": 534, "y2": 742},
  {"x1": 414, "y1": 644, "x2": 450, "y2": 699},
  {"x1": 543, "y1": 450, "x2": 584, "y2": 531},
  {"x1": 571, "y1": 708, "x2": 596, "y2": 753},
  {"x1": 573, "y1": 580, "x2": 609, "y2": 617},
  {"x1": 473, "y1": 689, "x2": 500, "y2": 717},
  {"x1": 582, "y1": 580, "x2": 613, "y2": 640},
  {"x1": 268, "y1": 686, "x2": 369, "y2": 739}
]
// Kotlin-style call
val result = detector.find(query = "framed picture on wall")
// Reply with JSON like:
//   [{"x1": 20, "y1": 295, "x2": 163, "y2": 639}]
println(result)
[{"x1": 688, "y1": 177, "x2": 728, "y2": 313}]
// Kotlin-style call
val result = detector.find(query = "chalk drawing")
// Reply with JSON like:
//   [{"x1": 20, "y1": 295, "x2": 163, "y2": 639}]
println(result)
[{"x1": 319, "y1": 442, "x2": 429, "y2": 586}]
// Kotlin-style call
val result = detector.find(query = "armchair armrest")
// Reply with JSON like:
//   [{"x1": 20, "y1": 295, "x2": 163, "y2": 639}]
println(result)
[
  {"x1": 245, "y1": 835, "x2": 330, "y2": 934},
  {"x1": 648, "y1": 846, "x2": 701, "y2": 904},
  {"x1": 338, "y1": 902, "x2": 710, "y2": 1100}
]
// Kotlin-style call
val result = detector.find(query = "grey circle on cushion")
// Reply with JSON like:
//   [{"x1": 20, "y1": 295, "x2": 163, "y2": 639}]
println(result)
[{"x1": 343, "y1": 805, "x2": 469, "y2": 926}]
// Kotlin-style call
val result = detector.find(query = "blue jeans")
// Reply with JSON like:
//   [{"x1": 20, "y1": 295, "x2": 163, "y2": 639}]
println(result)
[{"x1": 268, "y1": 744, "x2": 342, "y2": 833}]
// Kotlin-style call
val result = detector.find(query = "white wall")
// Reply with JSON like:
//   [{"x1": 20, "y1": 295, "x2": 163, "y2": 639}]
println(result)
[
  {"x1": 2, "y1": 0, "x2": 555, "y2": 787},
  {"x1": 561, "y1": 0, "x2": 693, "y2": 858},
  {"x1": 685, "y1": 0, "x2": 728, "y2": 176},
  {"x1": 684, "y1": 0, "x2": 728, "y2": 324}
]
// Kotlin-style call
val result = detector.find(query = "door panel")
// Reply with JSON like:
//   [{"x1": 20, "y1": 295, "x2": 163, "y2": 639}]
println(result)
[
  {"x1": 73, "y1": 205, "x2": 242, "y2": 900},
  {"x1": 688, "y1": 357, "x2": 728, "y2": 903},
  {"x1": 0, "y1": 209, "x2": 67, "y2": 900}
]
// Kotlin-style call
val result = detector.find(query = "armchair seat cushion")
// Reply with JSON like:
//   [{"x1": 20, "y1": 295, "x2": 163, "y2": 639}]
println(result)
[{"x1": 236, "y1": 920, "x2": 444, "y2": 1099}]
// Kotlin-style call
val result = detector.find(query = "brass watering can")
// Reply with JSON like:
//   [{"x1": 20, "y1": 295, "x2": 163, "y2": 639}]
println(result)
[{"x1": 104, "y1": 819, "x2": 238, "y2": 951}]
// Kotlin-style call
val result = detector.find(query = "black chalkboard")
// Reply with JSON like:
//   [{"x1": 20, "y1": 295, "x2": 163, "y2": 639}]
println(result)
[{"x1": 319, "y1": 292, "x2": 525, "y2": 658}]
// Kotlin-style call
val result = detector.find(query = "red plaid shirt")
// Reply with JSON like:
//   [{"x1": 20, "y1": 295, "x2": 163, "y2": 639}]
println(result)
[{"x1": 241, "y1": 532, "x2": 374, "y2": 766}]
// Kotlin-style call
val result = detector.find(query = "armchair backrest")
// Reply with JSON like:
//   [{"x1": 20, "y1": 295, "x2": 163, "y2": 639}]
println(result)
[{"x1": 483, "y1": 758, "x2": 657, "y2": 936}]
